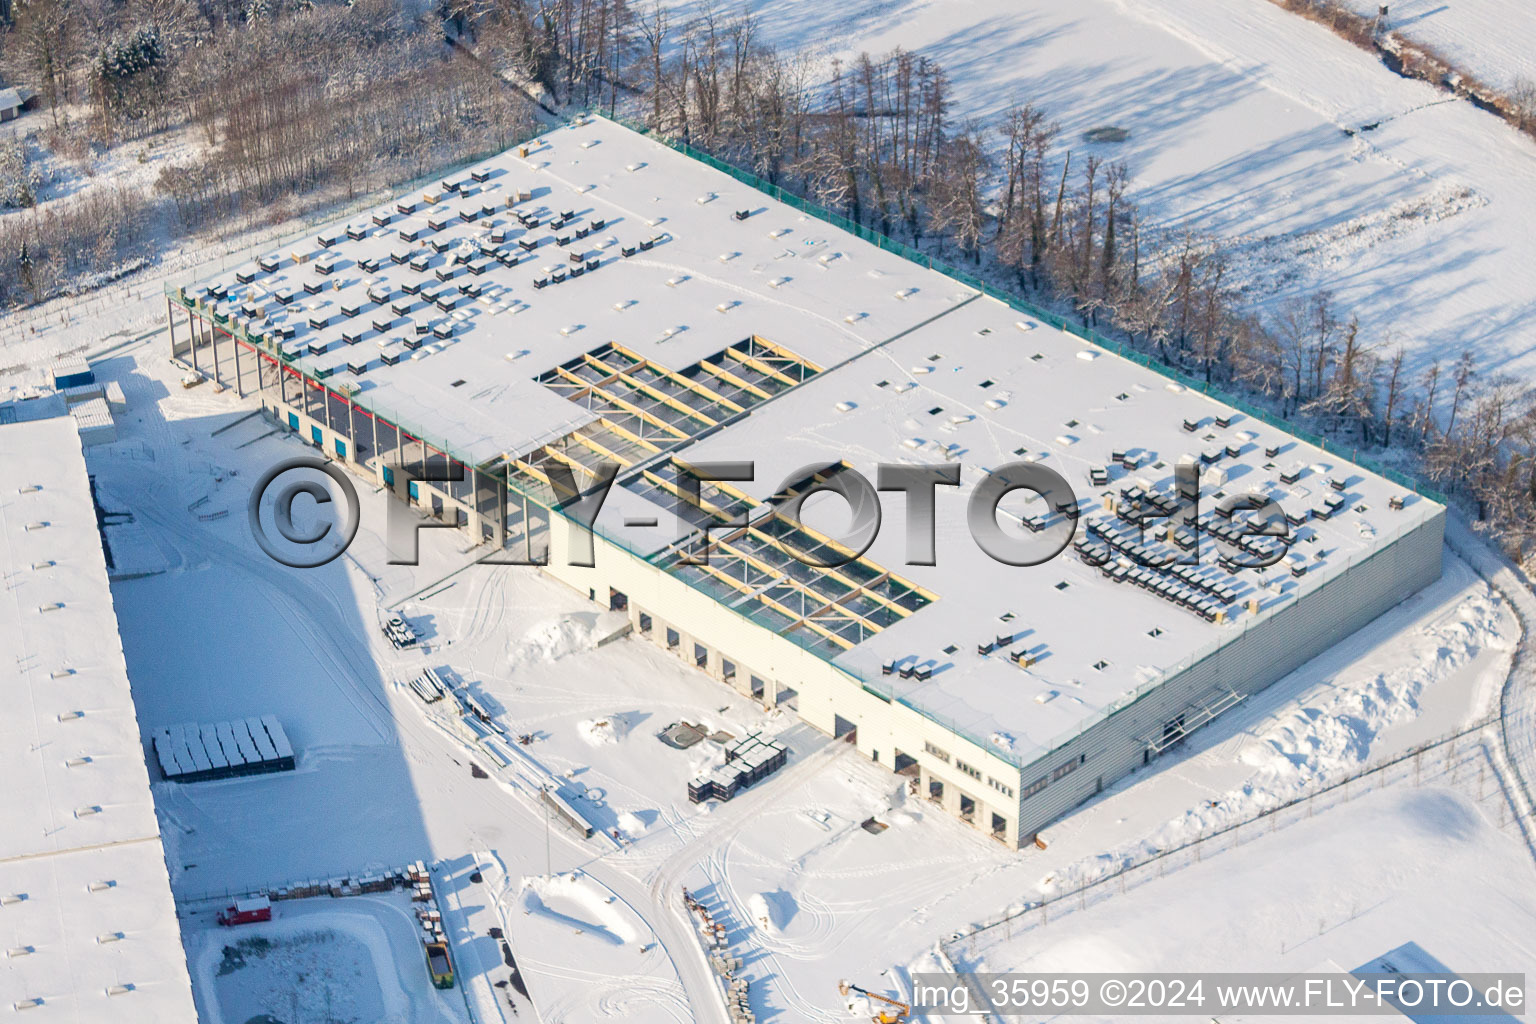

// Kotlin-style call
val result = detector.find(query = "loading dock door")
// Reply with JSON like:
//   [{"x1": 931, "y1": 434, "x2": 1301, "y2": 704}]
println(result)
[{"x1": 833, "y1": 714, "x2": 857, "y2": 742}]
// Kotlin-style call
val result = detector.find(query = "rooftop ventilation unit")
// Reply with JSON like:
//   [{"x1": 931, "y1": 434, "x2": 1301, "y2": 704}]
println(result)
[
  {"x1": 734, "y1": 209, "x2": 751, "y2": 220},
  {"x1": 471, "y1": 168, "x2": 492, "y2": 183},
  {"x1": 346, "y1": 224, "x2": 367, "y2": 241},
  {"x1": 399, "y1": 226, "x2": 421, "y2": 242}
]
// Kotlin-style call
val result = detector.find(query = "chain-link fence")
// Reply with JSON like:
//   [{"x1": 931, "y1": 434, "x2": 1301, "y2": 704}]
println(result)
[{"x1": 945, "y1": 720, "x2": 1521, "y2": 959}]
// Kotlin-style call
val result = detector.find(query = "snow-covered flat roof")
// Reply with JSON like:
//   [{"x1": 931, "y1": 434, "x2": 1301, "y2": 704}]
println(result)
[
  {"x1": 0, "y1": 416, "x2": 196, "y2": 1021},
  {"x1": 667, "y1": 296, "x2": 1441, "y2": 760},
  {"x1": 182, "y1": 117, "x2": 971, "y2": 465}
]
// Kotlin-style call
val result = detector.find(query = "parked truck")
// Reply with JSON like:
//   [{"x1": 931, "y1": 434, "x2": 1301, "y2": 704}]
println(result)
[
  {"x1": 425, "y1": 940, "x2": 455, "y2": 989},
  {"x1": 217, "y1": 895, "x2": 272, "y2": 927}
]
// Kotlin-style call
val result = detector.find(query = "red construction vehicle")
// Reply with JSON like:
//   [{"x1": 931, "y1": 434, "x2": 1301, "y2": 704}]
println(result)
[{"x1": 217, "y1": 895, "x2": 272, "y2": 927}]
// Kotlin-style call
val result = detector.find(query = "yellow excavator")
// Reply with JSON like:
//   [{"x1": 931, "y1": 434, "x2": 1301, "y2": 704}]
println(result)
[{"x1": 838, "y1": 979, "x2": 910, "y2": 1024}]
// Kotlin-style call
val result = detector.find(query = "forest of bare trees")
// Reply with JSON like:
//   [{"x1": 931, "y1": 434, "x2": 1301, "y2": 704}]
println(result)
[
  {"x1": 0, "y1": 0, "x2": 532, "y2": 305},
  {"x1": 2, "y1": 0, "x2": 1534, "y2": 560}
]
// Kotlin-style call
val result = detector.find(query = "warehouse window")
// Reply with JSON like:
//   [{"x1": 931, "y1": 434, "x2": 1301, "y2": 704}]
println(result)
[
  {"x1": 988, "y1": 776, "x2": 1014, "y2": 797},
  {"x1": 1022, "y1": 775, "x2": 1048, "y2": 799},
  {"x1": 1051, "y1": 755, "x2": 1085, "y2": 782},
  {"x1": 923, "y1": 741, "x2": 950, "y2": 764},
  {"x1": 955, "y1": 759, "x2": 981, "y2": 781}
]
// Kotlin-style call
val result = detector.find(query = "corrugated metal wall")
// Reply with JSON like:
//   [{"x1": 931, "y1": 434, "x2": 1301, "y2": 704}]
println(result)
[{"x1": 1013, "y1": 510, "x2": 1446, "y2": 839}]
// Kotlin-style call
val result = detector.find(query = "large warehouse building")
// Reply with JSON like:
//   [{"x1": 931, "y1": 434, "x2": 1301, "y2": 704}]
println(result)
[
  {"x1": 0, "y1": 416, "x2": 197, "y2": 1020},
  {"x1": 165, "y1": 116, "x2": 1444, "y2": 847}
]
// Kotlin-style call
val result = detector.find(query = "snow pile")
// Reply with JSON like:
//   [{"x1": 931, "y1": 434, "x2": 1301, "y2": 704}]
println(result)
[
  {"x1": 508, "y1": 615, "x2": 596, "y2": 667},
  {"x1": 989, "y1": 731, "x2": 1016, "y2": 751},
  {"x1": 577, "y1": 714, "x2": 628, "y2": 747},
  {"x1": 519, "y1": 872, "x2": 638, "y2": 945},
  {"x1": 616, "y1": 810, "x2": 650, "y2": 837},
  {"x1": 1236, "y1": 589, "x2": 1505, "y2": 794},
  {"x1": 1040, "y1": 583, "x2": 1507, "y2": 894},
  {"x1": 747, "y1": 890, "x2": 797, "y2": 934}
]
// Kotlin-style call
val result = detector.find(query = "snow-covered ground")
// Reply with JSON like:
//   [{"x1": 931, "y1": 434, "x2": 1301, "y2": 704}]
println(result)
[
  {"x1": 1335, "y1": 0, "x2": 1536, "y2": 93},
  {"x1": 181, "y1": 893, "x2": 461, "y2": 1024},
  {"x1": 78, "y1": 341, "x2": 1525, "y2": 1021},
  {"x1": 955, "y1": 781, "x2": 1536, "y2": 1023},
  {"x1": 693, "y1": 0, "x2": 1536, "y2": 388}
]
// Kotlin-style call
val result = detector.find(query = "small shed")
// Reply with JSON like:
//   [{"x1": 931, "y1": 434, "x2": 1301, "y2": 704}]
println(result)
[{"x1": 0, "y1": 87, "x2": 37, "y2": 123}]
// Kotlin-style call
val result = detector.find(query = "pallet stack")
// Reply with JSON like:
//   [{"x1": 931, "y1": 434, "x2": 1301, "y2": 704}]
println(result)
[{"x1": 681, "y1": 888, "x2": 757, "y2": 1024}]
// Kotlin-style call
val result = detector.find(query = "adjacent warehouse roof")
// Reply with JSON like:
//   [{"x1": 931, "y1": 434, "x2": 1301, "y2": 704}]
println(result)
[
  {"x1": 181, "y1": 116, "x2": 1442, "y2": 768},
  {"x1": 0, "y1": 416, "x2": 197, "y2": 1021}
]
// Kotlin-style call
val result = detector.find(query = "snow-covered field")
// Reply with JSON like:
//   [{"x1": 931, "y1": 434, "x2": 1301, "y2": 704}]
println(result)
[
  {"x1": 71, "y1": 341, "x2": 1524, "y2": 1021},
  {"x1": 697, "y1": 0, "x2": 1536, "y2": 388},
  {"x1": 956, "y1": 782, "x2": 1536, "y2": 1023},
  {"x1": 1334, "y1": 0, "x2": 1536, "y2": 92}
]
